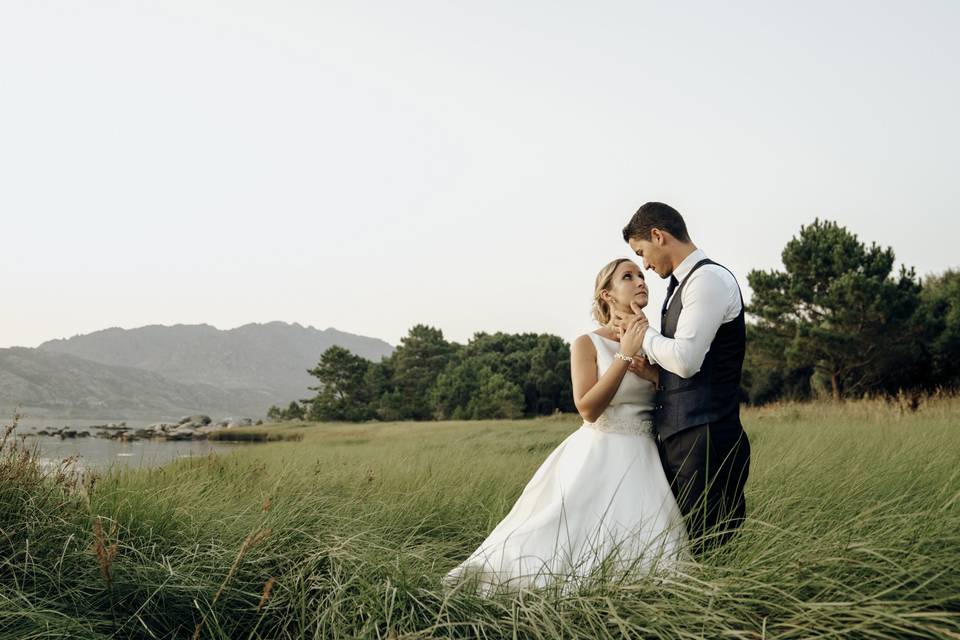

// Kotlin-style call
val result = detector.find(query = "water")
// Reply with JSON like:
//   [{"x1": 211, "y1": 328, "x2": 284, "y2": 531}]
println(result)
[
  {"x1": 15, "y1": 417, "x2": 155, "y2": 433},
  {"x1": 8, "y1": 417, "x2": 253, "y2": 471},
  {"x1": 24, "y1": 435, "x2": 245, "y2": 471}
]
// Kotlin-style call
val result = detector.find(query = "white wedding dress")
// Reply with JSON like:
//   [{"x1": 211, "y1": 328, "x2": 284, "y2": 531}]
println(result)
[{"x1": 443, "y1": 333, "x2": 689, "y2": 596}]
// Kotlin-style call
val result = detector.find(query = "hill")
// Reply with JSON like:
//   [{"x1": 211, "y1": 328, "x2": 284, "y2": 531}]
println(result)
[
  {"x1": 38, "y1": 322, "x2": 394, "y2": 406},
  {"x1": 0, "y1": 322, "x2": 395, "y2": 419},
  {"x1": 0, "y1": 347, "x2": 261, "y2": 419}
]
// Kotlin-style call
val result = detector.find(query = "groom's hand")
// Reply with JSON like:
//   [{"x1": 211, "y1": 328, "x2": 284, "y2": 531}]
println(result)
[
  {"x1": 611, "y1": 308, "x2": 633, "y2": 339},
  {"x1": 628, "y1": 355, "x2": 660, "y2": 386},
  {"x1": 628, "y1": 302, "x2": 650, "y2": 344},
  {"x1": 611, "y1": 308, "x2": 635, "y2": 329}
]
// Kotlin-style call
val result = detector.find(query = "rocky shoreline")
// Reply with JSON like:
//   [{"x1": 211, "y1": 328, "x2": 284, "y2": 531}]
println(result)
[{"x1": 29, "y1": 415, "x2": 262, "y2": 442}]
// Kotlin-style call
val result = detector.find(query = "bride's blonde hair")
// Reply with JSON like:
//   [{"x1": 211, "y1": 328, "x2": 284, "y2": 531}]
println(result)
[{"x1": 592, "y1": 258, "x2": 634, "y2": 325}]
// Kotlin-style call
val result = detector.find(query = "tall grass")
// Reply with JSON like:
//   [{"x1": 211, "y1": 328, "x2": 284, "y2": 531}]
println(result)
[
  {"x1": 1, "y1": 398, "x2": 958, "y2": 638},
  {"x1": 207, "y1": 427, "x2": 304, "y2": 442}
]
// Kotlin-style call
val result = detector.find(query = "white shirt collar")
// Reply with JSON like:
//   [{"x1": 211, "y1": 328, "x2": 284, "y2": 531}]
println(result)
[{"x1": 671, "y1": 248, "x2": 707, "y2": 283}]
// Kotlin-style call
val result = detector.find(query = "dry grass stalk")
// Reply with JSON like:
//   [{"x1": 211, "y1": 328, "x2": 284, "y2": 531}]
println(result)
[
  {"x1": 213, "y1": 527, "x2": 272, "y2": 603},
  {"x1": 257, "y1": 576, "x2": 276, "y2": 612},
  {"x1": 90, "y1": 519, "x2": 119, "y2": 587},
  {"x1": 192, "y1": 526, "x2": 273, "y2": 640}
]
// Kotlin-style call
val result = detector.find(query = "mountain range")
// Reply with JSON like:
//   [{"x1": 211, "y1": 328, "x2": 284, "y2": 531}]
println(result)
[{"x1": 0, "y1": 322, "x2": 394, "y2": 420}]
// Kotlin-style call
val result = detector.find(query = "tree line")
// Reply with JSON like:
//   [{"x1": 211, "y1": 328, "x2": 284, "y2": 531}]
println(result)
[
  {"x1": 268, "y1": 219, "x2": 960, "y2": 421},
  {"x1": 744, "y1": 219, "x2": 959, "y2": 403},
  {"x1": 268, "y1": 329, "x2": 575, "y2": 422}
]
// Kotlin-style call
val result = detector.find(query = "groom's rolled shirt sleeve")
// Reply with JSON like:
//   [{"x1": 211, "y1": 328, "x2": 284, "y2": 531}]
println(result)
[{"x1": 642, "y1": 270, "x2": 730, "y2": 379}]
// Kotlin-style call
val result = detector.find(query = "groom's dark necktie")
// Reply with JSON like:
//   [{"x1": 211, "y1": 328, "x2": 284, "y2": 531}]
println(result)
[{"x1": 661, "y1": 275, "x2": 680, "y2": 316}]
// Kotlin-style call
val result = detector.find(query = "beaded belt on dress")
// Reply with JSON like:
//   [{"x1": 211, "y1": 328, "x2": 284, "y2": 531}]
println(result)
[{"x1": 584, "y1": 413, "x2": 654, "y2": 436}]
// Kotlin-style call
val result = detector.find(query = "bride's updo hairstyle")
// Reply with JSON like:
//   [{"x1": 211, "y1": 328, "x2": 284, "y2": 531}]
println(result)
[{"x1": 592, "y1": 258, "x2": 634, "y2": 325}]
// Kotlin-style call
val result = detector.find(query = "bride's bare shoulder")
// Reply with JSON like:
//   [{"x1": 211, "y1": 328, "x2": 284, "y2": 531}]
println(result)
[{"x1": 571, "y1": 334, "x2": 597, "y2": 355}]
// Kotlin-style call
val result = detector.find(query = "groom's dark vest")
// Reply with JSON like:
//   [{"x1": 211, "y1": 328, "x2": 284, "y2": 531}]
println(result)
[{"x1": 654, "y1": 259, "x2": 746, "y2": 440}]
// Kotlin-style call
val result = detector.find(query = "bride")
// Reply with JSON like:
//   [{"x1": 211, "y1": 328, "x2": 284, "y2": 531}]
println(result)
[{"x1": 443, "y1": 258, "x2": 689, "y2": 596}]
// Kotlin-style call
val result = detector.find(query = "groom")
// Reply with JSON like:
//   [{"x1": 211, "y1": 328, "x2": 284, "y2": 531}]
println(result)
[{"x1": 616, "y1": 202, "x2": 751, "y2": 551}]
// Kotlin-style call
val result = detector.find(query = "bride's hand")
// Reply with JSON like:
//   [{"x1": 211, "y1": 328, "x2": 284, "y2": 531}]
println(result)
[{"x1": 618, "y1": 314, "x2": 648, "y2": 357}]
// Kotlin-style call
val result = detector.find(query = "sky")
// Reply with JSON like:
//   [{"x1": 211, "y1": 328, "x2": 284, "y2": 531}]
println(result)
[{"x1": 2, "y1": 0, "x2": 958, "y2": 349}]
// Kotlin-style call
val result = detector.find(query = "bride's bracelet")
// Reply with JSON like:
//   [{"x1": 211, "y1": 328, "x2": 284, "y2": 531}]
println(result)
[{"x1": 614, "y1": 352, "x2": 633, "y2": 363}]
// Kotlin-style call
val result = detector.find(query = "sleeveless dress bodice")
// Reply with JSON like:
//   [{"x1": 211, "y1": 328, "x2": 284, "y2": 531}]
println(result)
[{"x1": 583, "y1": 333, "x2": 656, "y2": 436}]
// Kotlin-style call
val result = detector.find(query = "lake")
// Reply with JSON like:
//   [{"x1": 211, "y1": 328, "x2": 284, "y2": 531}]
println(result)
[{"x1": 10, "y1": 417, "x2": 251, "y2": 471}]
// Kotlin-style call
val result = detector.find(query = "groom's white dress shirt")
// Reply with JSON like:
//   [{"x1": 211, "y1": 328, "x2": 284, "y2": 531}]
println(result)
[{"x1": 641, "y1": 248, "x2": 742, "y2": 379}]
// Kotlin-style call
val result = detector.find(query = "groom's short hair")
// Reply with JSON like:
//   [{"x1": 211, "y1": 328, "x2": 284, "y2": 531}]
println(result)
[{"x1": 622, "y1": 202, "x2": 691, "y2": 243}]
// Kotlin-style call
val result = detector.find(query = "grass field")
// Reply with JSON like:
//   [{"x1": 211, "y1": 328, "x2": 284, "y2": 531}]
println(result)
[{"x1": 1, "y1": 397, "x2": 958, "y2": 639}]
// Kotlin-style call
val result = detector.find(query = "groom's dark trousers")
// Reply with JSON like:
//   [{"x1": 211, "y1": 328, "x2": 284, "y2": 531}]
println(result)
[{"x1": 657, "y1": 421, "x2": 750, "y2": 552}]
